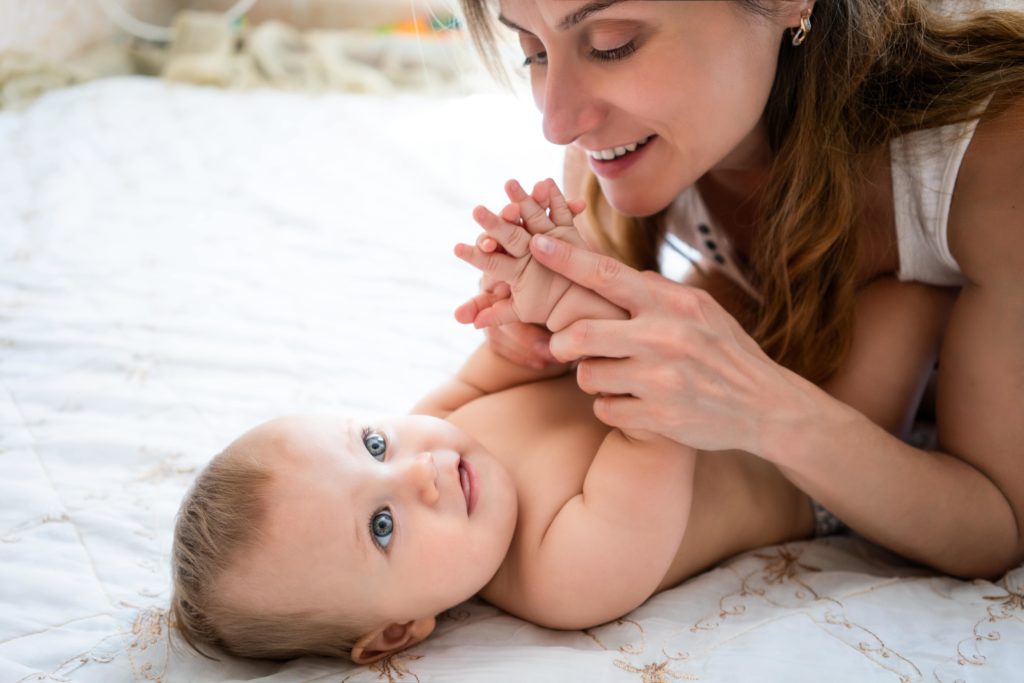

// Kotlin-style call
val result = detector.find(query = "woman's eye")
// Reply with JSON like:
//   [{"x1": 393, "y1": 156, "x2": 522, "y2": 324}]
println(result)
[
  {"x1": 590, "y1": 41, "x2": 637, "y2": 62},
  {"x1": 363, "y1": 430, "x2": 387, "y2": 460},
  {"x1": 522, "y1": 50, "x2": 548, "y2": 67},
  {"x1": 370, "y1": 509, "x2": 394, "y2": 549}
]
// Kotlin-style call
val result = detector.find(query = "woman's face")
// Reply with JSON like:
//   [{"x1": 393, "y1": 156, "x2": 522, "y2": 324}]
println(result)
[{"x1": 498, "y1": 0, "x2": 807, "y2": 216}]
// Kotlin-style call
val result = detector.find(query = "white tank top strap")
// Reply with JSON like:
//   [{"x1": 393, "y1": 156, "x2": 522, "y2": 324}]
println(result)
[
  {"x1": 889, "y1": 96, "x2": 992, "y2": 287},
  {"x1": 659, "y1": 186, "x2": 762, "y2": 301}
]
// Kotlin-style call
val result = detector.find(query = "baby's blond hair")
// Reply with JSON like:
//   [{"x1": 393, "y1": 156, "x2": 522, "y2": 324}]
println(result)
[{"x1": 170, "y1": 445, "x2": 365, "y2": 660}]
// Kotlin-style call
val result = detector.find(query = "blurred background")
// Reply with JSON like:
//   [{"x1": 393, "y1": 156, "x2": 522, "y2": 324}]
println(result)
[
  {"x1": 0, "y1": 0, "x2": 508, "y2": 108},
  {"x1": 1, "y1": 0, "x2": 456, "y2": 59}
]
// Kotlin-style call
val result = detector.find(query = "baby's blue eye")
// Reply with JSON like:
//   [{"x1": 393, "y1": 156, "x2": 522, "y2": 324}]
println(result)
[
  {"x1": 363, "y1": 431, "x2": 387, "y2": 460},
  {"x1": 370, "y1": 509, "x2": 394, "y2": 549}
]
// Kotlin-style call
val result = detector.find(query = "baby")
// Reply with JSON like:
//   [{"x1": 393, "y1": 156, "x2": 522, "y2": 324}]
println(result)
[{"x1": 169, "y1": 180, "x2": 816, "y2": 663}]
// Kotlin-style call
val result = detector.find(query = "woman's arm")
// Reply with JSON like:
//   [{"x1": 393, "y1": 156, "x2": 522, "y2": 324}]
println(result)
[
  {"x1": 779, "y1": 99, "x2": 1024, "y2": 577},
  {"x1": 527, "y1": 232, "x2": 1022, "y2": 577}
]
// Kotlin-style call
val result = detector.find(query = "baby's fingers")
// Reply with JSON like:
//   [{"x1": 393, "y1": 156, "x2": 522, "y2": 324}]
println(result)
[
  {"x1": 505, "y1": 179, "x2": 554, "y2": 234},
  {"x1": 476, "y1": 233, "x2": 500, "y2": 253},
  {"x1": 455, "y1": 241, "x2": 523, "y2": 283},
  {"x1": 455, "y1": 288, "x2": 506, "y2": 325},
  {"x1": 473, "y1": 299, "x2": 521, "y2": 328},
  {"x1": 473, "y1": 205, "x2": 531, "y2": 258},
  {"x1": 545, "y1": 181, "x2": 575, "y2": 227}
]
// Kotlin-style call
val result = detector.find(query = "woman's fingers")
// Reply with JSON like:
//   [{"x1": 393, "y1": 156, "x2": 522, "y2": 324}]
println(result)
[
  {"x1": 472, "y1": 205, "x2": 531, "y2": 258},
  {"x1": 573, "y1": 356, "x2": 640, "y2": 395},
  {"x1": 548, "y1": 318, "x2": 632, "y2": 362},
  {"x1": 592, "y1": 395, "x2": 650, "y2": 433},
  {"x1": 530, "y1": 234, "x2": 647, "y2": 312}
]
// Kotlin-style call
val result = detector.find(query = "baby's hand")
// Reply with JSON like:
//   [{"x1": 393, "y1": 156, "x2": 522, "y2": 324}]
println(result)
[{"x1": 455, "y1": 179, "x2": 587, "y2": 328}]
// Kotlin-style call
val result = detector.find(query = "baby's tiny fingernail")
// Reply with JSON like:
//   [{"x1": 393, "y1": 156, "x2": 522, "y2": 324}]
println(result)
[{"x1": 534, "y1": 342, "x2": 550, "y2": 357}]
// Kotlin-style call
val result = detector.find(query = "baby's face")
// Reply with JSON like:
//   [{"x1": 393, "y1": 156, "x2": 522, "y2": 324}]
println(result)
[{"x1": 221, "y1": 413, "x2": 518, "y2": 630}]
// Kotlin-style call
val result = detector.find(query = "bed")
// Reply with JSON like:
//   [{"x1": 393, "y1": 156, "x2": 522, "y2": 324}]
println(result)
[{"x1": 1, "y1": 76, "x2": 1021, "y2": 683}]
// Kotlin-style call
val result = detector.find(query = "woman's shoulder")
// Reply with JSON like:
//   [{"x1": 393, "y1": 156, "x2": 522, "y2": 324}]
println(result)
[{"x1": 948, "y1": 91, "x2": 1024, "y2": 282}]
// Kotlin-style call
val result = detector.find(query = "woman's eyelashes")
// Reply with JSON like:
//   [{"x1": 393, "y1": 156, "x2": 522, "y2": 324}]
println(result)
[
  {"x1": 521, "y1": 40, "x2": 638, "y2": 68},
  {"x1": 362, "y1": 427, "x2": 387, "y2": 461},
  {"x1": 590, "y1": 41, "x2": 637, "y2": 62},
  {"x1": 370, "y1": 509, "x2": 394, "y2": 550}
]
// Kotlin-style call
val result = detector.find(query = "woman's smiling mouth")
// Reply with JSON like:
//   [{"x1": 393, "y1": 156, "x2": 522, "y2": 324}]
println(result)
[
  {"x1": 586, "y1": 135, "x2": 657, "y2": 178},
  {"x1": 587, "y1": 134, "x2": 655, "y2": 161}
]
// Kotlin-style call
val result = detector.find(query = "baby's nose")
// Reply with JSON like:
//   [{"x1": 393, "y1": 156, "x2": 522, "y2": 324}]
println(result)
[{"x1": 403, "y1": 451, "x2": 440, "y2": 505}]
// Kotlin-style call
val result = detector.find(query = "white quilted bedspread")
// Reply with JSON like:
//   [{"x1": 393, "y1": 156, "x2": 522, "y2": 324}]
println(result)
[{"x1": 0, "y1": 77, "x2": 1021, "y2": 683}]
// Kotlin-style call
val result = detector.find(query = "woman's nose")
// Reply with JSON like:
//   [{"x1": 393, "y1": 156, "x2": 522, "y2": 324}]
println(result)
[
  {"x1": 398, "y1": 451, "x2": 440, "y2": 505},
  {"x1": 538, "y1": 62, "x2": 604, "y2": 145}
]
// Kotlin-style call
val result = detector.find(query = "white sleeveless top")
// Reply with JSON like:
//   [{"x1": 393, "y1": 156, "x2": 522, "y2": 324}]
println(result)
[{"x1": 659, "y1": 108, "x2": 989, "y2": 291}]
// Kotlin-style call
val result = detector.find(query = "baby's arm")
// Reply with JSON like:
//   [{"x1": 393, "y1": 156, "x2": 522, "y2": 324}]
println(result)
[
  {"x1": 506, "y1": 430, "x2": 697, "y2": 629},
  {"x1": 411, "y1": 342, "x2": 568, "y2": 418},
  {"x1": 455, "y1": 180, "x2": 628, "y2": 332}
]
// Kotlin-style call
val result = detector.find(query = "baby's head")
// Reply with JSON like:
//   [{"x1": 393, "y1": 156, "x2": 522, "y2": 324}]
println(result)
[{"x1": 171, "y1": 413, "x2": 518, "y2": 662}]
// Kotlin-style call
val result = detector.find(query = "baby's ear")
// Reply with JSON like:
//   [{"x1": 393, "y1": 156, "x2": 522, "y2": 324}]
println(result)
[{"x1": 350, "y1": 617, "x2": 436, "y2": 664}]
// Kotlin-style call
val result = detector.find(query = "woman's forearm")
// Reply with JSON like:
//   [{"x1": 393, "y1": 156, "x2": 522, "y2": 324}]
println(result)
[{"x1": 765, "y1": 389, "x2": 1021, "y2": 578}]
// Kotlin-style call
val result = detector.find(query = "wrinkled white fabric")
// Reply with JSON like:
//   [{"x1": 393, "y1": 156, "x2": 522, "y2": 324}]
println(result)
[{"x1": 0, "y1": 78, "x2": 1021, "y2": 683}]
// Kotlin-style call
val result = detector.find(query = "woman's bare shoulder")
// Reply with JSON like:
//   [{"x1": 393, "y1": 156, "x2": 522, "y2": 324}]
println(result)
[{"x1": 949, "y1": 91, "x2": 1024, "y2": 281}]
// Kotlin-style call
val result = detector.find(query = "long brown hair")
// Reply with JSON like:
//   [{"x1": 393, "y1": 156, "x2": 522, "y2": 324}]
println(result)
[{"x1": 459, "y1": 0, "x2": 1024, "y2": 382}]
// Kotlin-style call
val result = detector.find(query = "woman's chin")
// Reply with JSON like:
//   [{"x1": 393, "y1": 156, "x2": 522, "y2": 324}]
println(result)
[
  {"x1": 602, "y1": 189, "x2": 674, "y2": 219},
  {"x1": 596, "y1": 177, "x2": 676, "y2": 218}
]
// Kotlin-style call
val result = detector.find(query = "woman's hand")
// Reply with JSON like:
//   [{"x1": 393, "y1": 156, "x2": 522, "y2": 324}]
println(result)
[{"x1": 528, "y1": 233, "x2": 820, "y2": 456}]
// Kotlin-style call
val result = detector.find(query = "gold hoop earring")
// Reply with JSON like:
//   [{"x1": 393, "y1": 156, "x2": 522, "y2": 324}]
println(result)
[{"x1": 791, "y1": 9, "x2": 813, "y2": 47}]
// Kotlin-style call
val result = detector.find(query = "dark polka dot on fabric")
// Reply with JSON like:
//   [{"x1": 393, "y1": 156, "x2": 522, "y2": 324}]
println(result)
[
  {"x1": 714, "y1": 254, "x2": 726, "y2": 265},
  {"x1": 704, "y1": 240, "x2": 717, "y2": 251},
  {"x1": 698, "y1": 223, "x2": 711, "y2": 234}
]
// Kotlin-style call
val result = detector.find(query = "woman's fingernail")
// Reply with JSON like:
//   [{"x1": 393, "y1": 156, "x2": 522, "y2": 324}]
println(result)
[{"x1": 534, "y1": 235, "x2": 554, "y2": 253}]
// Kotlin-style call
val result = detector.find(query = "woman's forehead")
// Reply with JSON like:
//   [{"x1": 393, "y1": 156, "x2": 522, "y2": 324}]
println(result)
[{"x1": 498, "y1": 0, "x2": 627, "y2": 28}]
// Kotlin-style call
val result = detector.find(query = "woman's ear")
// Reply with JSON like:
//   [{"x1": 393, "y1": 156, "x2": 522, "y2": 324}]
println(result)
[
  {"x1": 350, "y1": 617, "x2": 436, "y2": 665},
  {"x1": 779, "y1": 0, "x2": 816, "y2": 28}
]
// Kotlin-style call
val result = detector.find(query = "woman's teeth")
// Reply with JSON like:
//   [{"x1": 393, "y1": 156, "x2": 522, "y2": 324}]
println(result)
[{"x1": 589, "y1": 135, "x2": 653, "y2": 161}]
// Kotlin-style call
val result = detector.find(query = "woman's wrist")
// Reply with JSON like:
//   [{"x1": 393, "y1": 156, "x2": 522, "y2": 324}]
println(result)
[{"x1": 757, "y1": 366, "x2": 863, "y2": 469}]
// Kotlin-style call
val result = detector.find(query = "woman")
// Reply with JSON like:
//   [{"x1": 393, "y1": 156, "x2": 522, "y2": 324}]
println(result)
[{"x1": 457, "y1": 0, "x2": 1024, "y2": 578}]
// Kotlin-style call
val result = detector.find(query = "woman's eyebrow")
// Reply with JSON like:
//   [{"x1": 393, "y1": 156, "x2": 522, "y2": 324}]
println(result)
[
  {"x1": 558, "y1": 0, "x2": 623, "y2": 30},
  {"x1": 498, "y1": 0, "x2": 624, "y2": 34}
]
